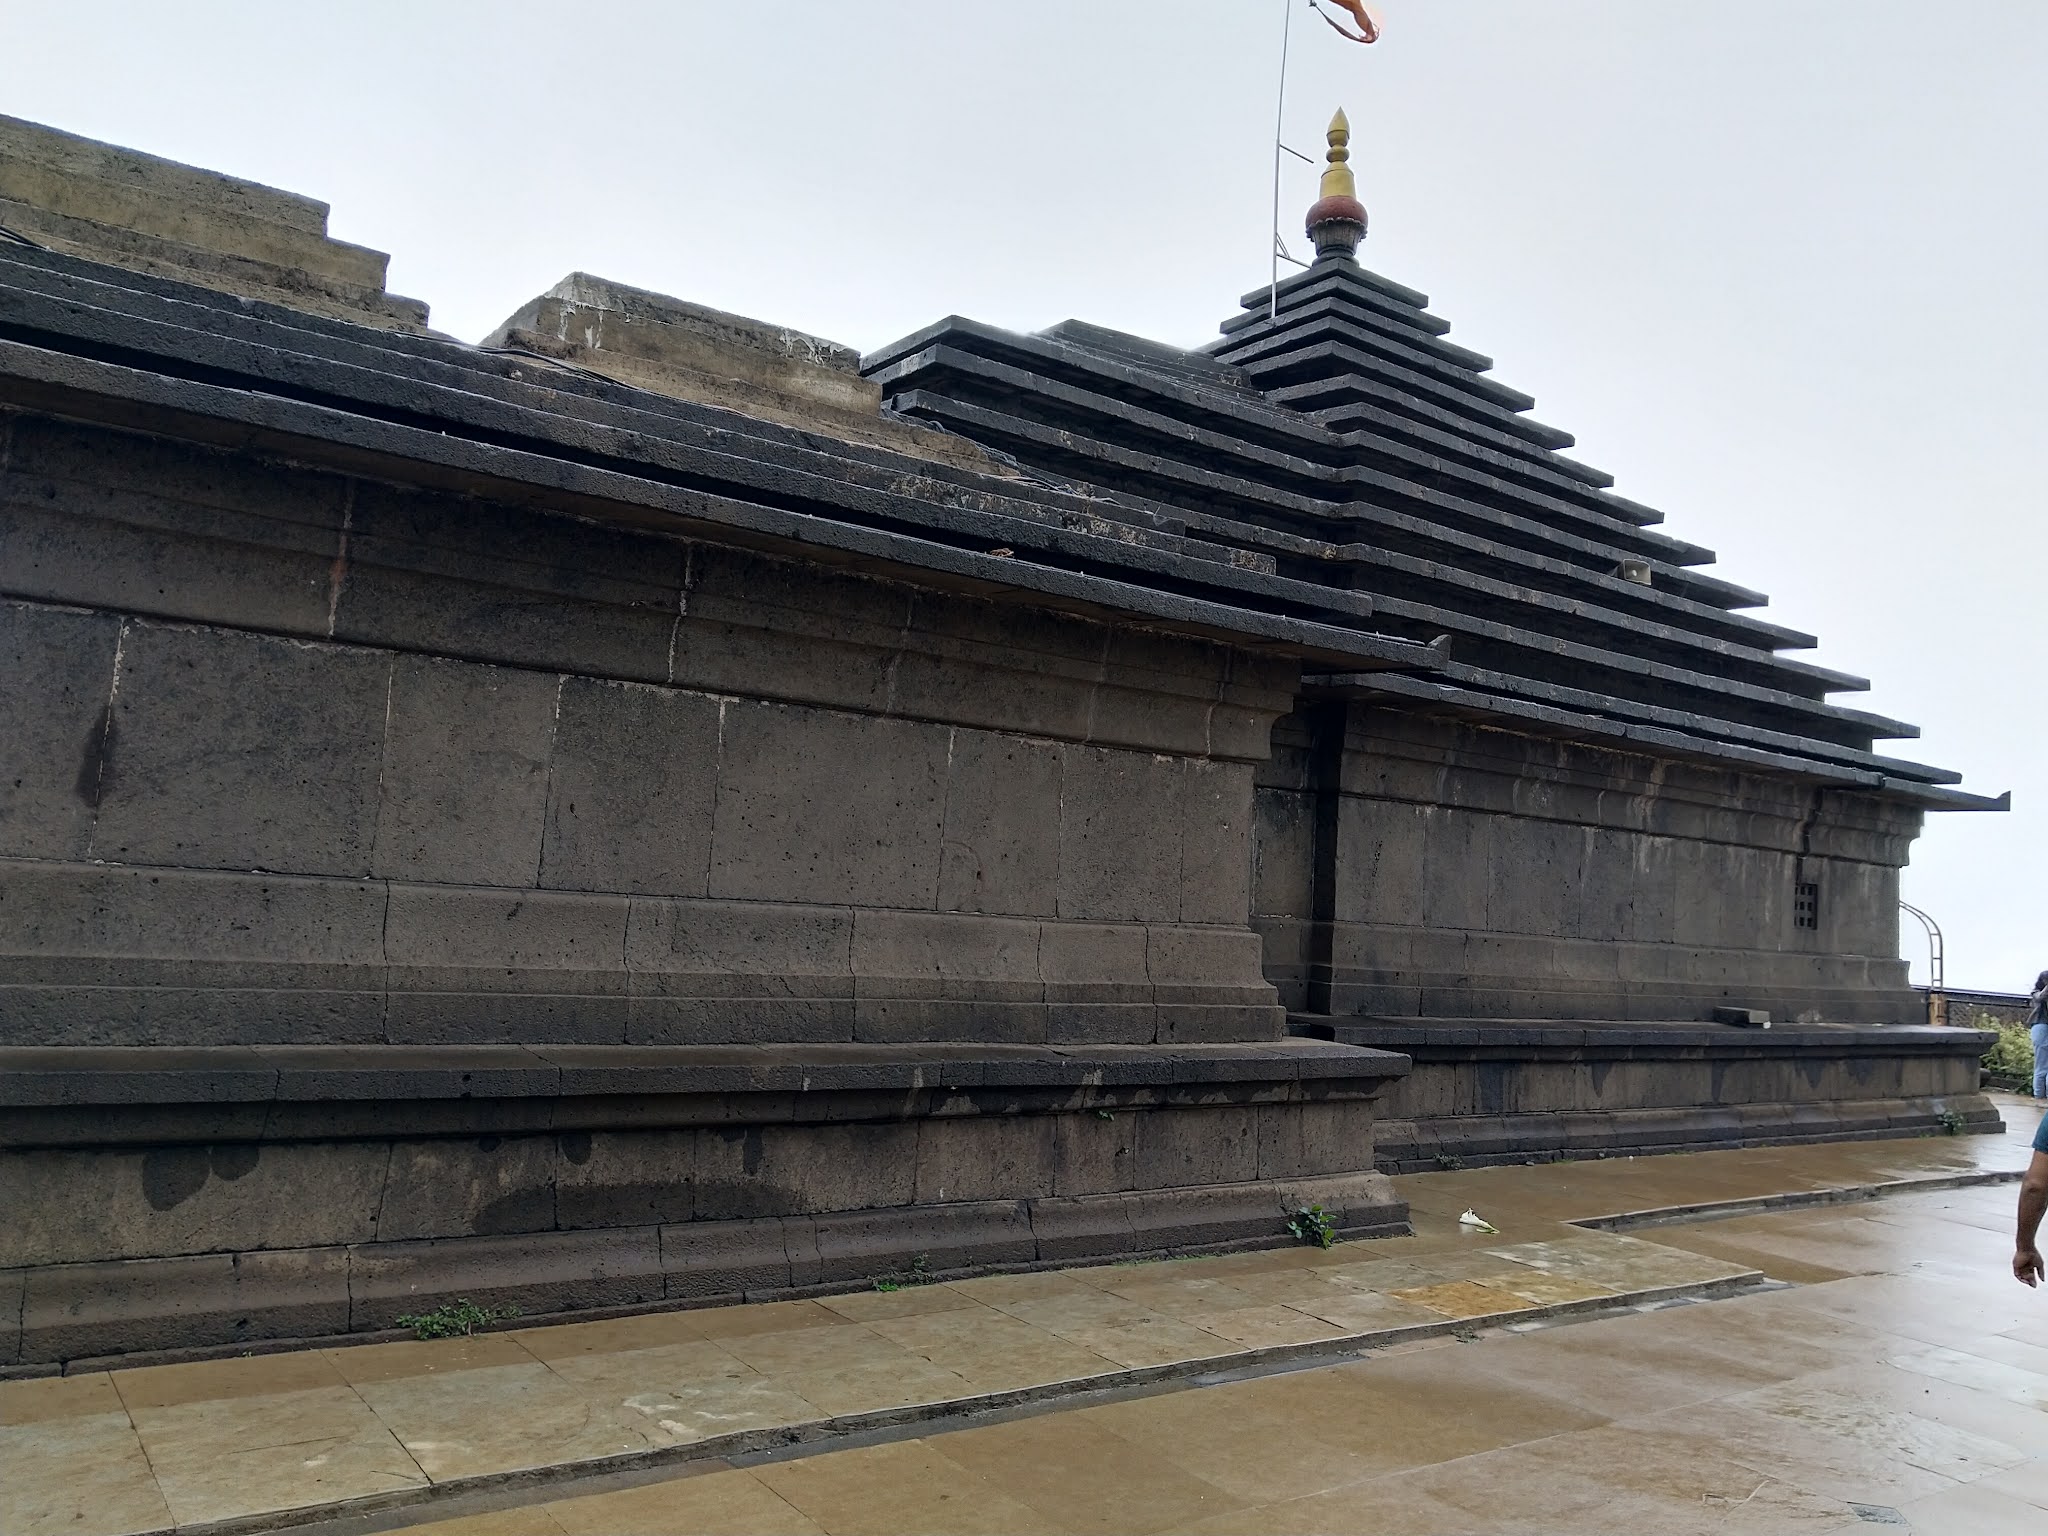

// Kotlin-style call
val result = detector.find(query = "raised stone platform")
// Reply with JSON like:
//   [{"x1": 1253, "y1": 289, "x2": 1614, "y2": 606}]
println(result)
[
  {"x1": 0, "y1": 1040, "x2": 1410, "y2": 1366},
  {"x1": 1288, "y1": 1016, "x2": 1999, "y2": 1173}
]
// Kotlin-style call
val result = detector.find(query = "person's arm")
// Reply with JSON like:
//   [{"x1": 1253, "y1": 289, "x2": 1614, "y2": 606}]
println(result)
[{"x1": 2018, "y1": 1150, "x2": 2048, "y2": 1287}]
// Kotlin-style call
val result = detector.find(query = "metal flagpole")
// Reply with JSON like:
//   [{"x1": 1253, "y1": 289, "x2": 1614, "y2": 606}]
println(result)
[{"x1": 1271, "y1": 0, "x2": 1292, "y2": 321}]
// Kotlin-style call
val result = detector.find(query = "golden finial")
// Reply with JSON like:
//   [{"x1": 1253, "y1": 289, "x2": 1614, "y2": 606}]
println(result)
[
  {"x1": 1319, "y1": 109, "x2": 1357, "y2": 202},
  {"x1": 1305, "y1": 108, "x2": 1368, "y2": 262}
]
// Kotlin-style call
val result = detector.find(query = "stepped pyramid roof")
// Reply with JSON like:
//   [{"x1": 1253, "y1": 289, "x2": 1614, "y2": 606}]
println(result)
[{"x1": 863, "y1": 120, "x2": 1992, "y2": 810}]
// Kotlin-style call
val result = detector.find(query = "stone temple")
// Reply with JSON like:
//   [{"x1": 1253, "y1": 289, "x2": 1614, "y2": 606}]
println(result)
[{"x1": 0, "y1": 112, "x2": 2001, "y2": 1367}]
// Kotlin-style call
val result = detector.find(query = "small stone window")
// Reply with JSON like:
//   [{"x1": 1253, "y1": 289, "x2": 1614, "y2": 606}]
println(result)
[{"x1": 1793, "y1": 881, "x2": 1820, "y2": 930}]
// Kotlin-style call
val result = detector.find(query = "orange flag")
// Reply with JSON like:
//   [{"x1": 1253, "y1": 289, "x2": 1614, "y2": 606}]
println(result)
[{"x1": 1314, "y1": 0, "x2": 1381, "y2": 44}]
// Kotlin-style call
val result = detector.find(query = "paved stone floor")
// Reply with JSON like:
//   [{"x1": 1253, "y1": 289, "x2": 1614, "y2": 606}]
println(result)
[{"x1": 5, "y1": 1097, "x2": 2043, "y2": 1536}]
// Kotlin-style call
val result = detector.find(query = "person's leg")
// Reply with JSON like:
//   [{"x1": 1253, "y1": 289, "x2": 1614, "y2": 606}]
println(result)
[{"x1": 2034, "y1": 1024, "x2": 2048, "y2": 1098}]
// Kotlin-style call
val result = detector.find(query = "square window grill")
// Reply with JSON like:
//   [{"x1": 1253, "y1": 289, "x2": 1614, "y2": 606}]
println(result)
[{"x1": 1794, "y1": 881, "x2": 1820, "y2": 930}]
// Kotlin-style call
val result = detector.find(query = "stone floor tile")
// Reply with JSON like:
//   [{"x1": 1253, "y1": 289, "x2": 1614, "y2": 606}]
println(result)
[
  {"x1": 401, "y1": 1506, "x2": 568, "y2": 1535},
  {"x1": 1160, "y1": 1480, "x2": 1477, "y2": 1536},
  {"x1": 814, "y1": 1284, "x2": 983, "y2": 1323},
  {"x1": 1034, "y1": 1314, "x2": 1235, "y2": 1370},
  {"x1": 1170, "y1": 1304, "x2": 1350, "y2": 1349},
  {"x1": 1077, "y1": 1388, "x2": 1388, "y2": 1505},
  {"x1": 944, "y1": 1270, "x2": 1100, "y2": 1307},
  {"x1": 506, "y1": 1310, "x2": 712, "y2": 1360},
  {"x1": 1883, "y1": 1343, "x2": 2048, "y2": 1408},
  {"x1": 1976, "y1": 1460, "x2": 2048, "y2": 1513},
  {"x1": 1385, "y1": 1280, "x2": 1538, "y2": 1320},
  {"x1": 1282, "y1": 1288, "x2": 1443, "y2": 1333},
  {"x1": 603, "y1": 1373, "x2": 828, "y2": 1445},
  {"x1": 1892, "y1": 1480, "x2": 2048, "y2": 1535},
  {"x1": 0, "y1": 1370, "x2": 122, "y2": 1426},
  {"x1": 113, "y1": 1347, "x2": 350, "y2": 1410},
  {"x1": 129, "y1": 1384, "x2": 427, "y2": 1525},
  {"x1": 537, "y1": 1338, "x2": 758, "y2": 1402},
  {"x1": 1484, "y1": 1269, "x2": 1619, "y2": 1305},
  {"x1": 861, "y1": 1307, "x2": 1120, "y2": 1391},
  {"x1": 715, "y1": 1323, "x2": 916, "y2": 1377},
  {"x1": 325, "y1": 1333, "x2": 539, "y2": 1386},
  {"x1": 928, "y1": 1411, "x2": 1245, "y2": 1534},
  {"x1": 763, "y1": 1354, "x2": 977, "y2": 1417},
  {"x1": 354, "y1": 1361, "x2": 666, "y2": 1481},
  {"x1": 685, "y1": 1299, "x2": 845, "y2": 1339},
  {"x1": 0, "y1": 1410, "x2": 173, "y2": 1536},
  {"x1": 546, "y1": 1467, "x2": 827, "y2": 1535},
  {"x1": 753, "y1": 1437, "x2": 1073, "y2": 1535}
]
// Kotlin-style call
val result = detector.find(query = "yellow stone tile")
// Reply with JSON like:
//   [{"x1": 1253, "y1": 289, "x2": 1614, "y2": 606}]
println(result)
[
  {"x1": 1487, "y1": 1270, "x2": 1620, "y2": 1306},
  {"x1": 547, "y1": 1467, "x2": 826, "y2": 1535},
  {"x1": 755, "y1": 1436, "x2": 1071, "y2": 1535},
  {"x1": 715, "y1": 1323, "x2": 914, "y2": 1377},
  {"x1": 814, "y1": 1284, "x2": 983, "y2": 1323},
  {"x1": 507, "y1": 1310, "x2": 711, "y2": 1360},
  {"x1": 0, "y1": 1410, "x2": 173, "y2": 1536},
  {"x1": 112, "y1": 1348, "x2": 348, "y2": 1411},
  {"x1": 0, "y1": 1371, "x2": 123, "y2": 1426},
  {"x1": 1037, "y1": 1315, "x2": 1235, "y2": 1370},
  {"x1": 761, "y1": 1354, "x2": 976, "y2": 1417},
  {"x1": 354, "y1": 1362, "x2": 667, "y2": 1481},
  {"x1": 325, "y1": 1332, "x2": 539, "y2": 1386},
  {"x1": 1384, "y1": 1280, "x2": 1537, "y2": 1320},
  {"x1": 1171, "y1": 1304, "x2": 1349, "y2": 1350},
  {"x1": 128, "y1": 1385, "x2": 426, "y2": 1526},
  {"x1": 606, "y1": 1373, "x2": 828, "y2": 1444},
  {"x1": 932, "y1": 1410, "x2": 1246, "y2": 1533},
  {"x1": 402, "y1": 1505, "x2": 567, "y2": 1536},
  {"x1": 683, "y1": 1299, "x2": 848, "y2": 1340}
]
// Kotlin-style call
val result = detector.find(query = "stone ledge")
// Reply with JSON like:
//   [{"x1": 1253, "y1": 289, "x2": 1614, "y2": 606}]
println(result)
[
  {"x1": 0, "y1": 1039, "x2": 1414, "y2": 1109},
  {"x1": 1294, "y1": 1015, "x2": 1993, "y2": 1056},
  {"x1": 4, "y1": 1169, "x2": 1407, "y2": 1366}
]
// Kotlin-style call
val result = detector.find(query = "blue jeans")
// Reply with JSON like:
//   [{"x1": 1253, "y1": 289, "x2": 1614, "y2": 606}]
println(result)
[{"x1": 2033, "y1": 1020, "x2": 2048, "y2": 1098}]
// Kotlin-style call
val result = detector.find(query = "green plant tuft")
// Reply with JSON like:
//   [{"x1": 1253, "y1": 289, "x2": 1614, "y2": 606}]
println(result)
[
  {"x1": 1936, "y1": 1108, "x2": 1968, "y2": 1136},
  {"x1": 1286, "y1": 1204, "x2": 1339, "y2": 1250},
  {"x1": 393, "y1": 1299, "x2": 519, "y2": 1340}
]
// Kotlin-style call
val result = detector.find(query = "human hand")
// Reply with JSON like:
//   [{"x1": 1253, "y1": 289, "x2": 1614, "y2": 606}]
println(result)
[{"x1": 2018, "y1": 1245, "x2": 2045, "y2": 1287}]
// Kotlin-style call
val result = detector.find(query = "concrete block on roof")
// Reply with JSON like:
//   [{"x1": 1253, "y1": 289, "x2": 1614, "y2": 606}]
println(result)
[
  {"x1": 0, "y1": 113, "x2": 428, "y2": 328},
  {"x1": 90, "y1": 623, "x2": 391, "y2": 876}
]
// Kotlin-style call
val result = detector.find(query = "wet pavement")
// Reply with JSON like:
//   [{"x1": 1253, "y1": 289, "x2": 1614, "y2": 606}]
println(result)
[{"x1": 5, "y1": 1096, "x2": 2043, "y2": 1536}]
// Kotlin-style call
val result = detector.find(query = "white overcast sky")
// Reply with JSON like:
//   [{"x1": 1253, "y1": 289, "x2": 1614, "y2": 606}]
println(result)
[{"x1": 5, "y1": 1, "x2": 2042, "y2": 992}]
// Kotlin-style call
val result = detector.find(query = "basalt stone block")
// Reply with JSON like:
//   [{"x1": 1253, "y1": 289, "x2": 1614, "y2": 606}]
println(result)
[
  {"x1": 336, "y1": 483, "x2": 684, "y2": 683},
  {"x1": 0, "y1": 602, "x2": 120, "y2": 860},
  {"x1": 0, "y1": 1266, "x2": 22, "y2": 1365},
  {"x1": 372, "y1": 656, "x2": 559, "y2": 886},
  {"x1": 556, "y1": 1129, "x2": 695, "y2": 1230},
  {"x1": 1250, "y1": 783, "x2": 1314, "y2": 921},
  {"x1": 659, "y1": 1216, "x2": 792, "y2": 1298},
  {"x1": 890, "y1": 594, "x2": 1101, "y2": 741},
  {"x1": 1133, "y1": 1106, "x2": 1259, "y2": 1192},
  {"x1": 348, "y1": 1227, "x2": 663, "y2": 1329},
  {"x1": 1180, "y1": 760, "x2": 1254, "y2": 926},
  {"x1": 806, "y1": 1201, "x2": 1036, "y2": 1283},
  {"x1": 0, "y1": 417, "x2": 347, "y2": 637},
  {"x1": 1049, "y1": 1108, "x2": 1139, "y2": 1196},
  {"x1": 936, "y1": 730, "x2": 1062, "y2": 916},
  {"x1": 0, "y1": 1138, "x2": 387, "y2": 1268},
  {"x1": 1057, "y1": 745, "x2": 1184, "y2": 922},
  {"x1": 374, "y1": 1134, "x2": 560, "y2": 1241},
  {"x1": 851, "y1": 909, "x2": 1043, "y2": 1001},
  {"x1": 692, "y1": 1121, "x2": 918, "y2": 1221},
  {"x1": 913, "y1": 1114, "x2": 1058, "y2": 1205},
  {"x1": 674, "y1": 546, "x2": 907, "y2": 714},
  {"x1": 90, "y1": 623, "x2": 390, "y2": 876},
  {"x1": 21, "y1": 1246, "x2": 351, "y2": 1362},
  {"x1": 1028, "y1": 1191, "x2": 1136, "y2": 1263},
  {"x1": 709, "y1": 701, "x2": 948, "y2": 908},
  {"x1": 540, "y1": 678, "x2": 721, "y2": 897}
]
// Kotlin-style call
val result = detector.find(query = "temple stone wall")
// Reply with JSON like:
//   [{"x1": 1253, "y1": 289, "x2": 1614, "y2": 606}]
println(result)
[
  {"x1": 0, "y1": 409, "x2": 1287, "y2": 1051},
  {"x1": 1253, "y1": 705, "x2": 1923, "y2": 1024}
]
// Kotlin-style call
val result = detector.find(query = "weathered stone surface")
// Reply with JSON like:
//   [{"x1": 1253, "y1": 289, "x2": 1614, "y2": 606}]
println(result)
[
  {"x1": 936, "y1": 731, "x2": 1062, "y2": 916},
  {"x1": 541, "y1": 679, "x2": 720, "y2": 895},
  {"x1": 90, "y1": 623, "x2": 391, "y2": 876},
  {"x1": 373, "y1": 656, "x2": 559, "y2": 886},
  {"x1": 0, "y1": 601, "x2": 120, "y2": 860}
]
